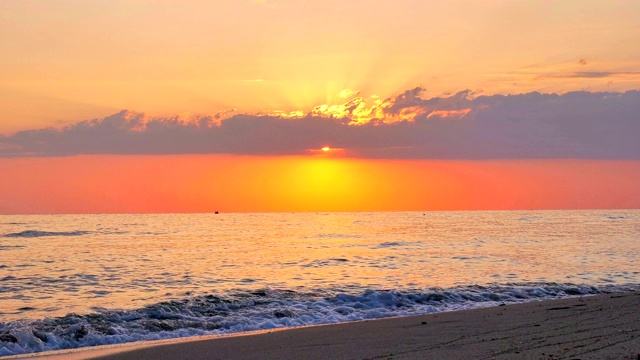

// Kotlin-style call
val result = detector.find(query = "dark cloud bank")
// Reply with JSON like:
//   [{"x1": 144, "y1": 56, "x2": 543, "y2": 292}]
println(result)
[{"x1": 1, "y1": 89, "x2": 639, "y2": 159}]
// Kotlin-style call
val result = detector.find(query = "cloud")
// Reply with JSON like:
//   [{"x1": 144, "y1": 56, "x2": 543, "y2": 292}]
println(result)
[
  {"x1": 535, "y1": 71, "x2": 640, "y2": 79},
  {"x1": 338, "y1": 89, "x2": 359, "y2": 98},
  {"x1": 511, "y1": 59, "x2": 640, "y2": 83},
  {"x1": 1, "y1": 89, "x2": 640, "y2": 159}
]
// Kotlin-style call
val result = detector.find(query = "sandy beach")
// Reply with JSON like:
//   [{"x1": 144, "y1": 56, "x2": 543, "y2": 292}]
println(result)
[{"x1": 21, "y1": 291, "x2": 639, "y2": 360}]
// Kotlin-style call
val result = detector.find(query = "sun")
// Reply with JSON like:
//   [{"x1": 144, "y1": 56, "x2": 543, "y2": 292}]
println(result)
[{"x1": 321, "y1": 147, "x2": 330, "y2": 152}]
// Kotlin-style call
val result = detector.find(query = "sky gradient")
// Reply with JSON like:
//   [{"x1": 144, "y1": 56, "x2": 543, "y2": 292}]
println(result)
[{"x1": 1, "y1": 0, "x2": 639, "y2": 213}]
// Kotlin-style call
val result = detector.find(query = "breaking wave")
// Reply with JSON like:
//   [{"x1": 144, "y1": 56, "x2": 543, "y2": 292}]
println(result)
[{"x1": 1, "y1": 283, "x2": 637, "y2": 356}]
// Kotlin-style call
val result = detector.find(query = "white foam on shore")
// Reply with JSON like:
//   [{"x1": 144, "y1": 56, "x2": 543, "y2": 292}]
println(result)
[{"x1": 1, "y1": 283, "x2": 638, "y2": 357}]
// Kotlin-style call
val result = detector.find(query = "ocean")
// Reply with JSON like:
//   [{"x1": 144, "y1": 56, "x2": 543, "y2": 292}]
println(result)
[{"x1": 1, "y1": 210, "x2": 639, "y2": 356}]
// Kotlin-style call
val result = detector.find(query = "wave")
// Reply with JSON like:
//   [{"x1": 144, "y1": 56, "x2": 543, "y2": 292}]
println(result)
[
  {"x1": 3, "y1": 230, "x2": 92, "y2": 238},
  {"x1": 604, "y1": 215, "x2": 628, "y2": 220},
  {"x1": 0, "y1": 245, "x2": 25, "y2": 251},
  {"x1": 1, "y1": 283, "x2": 638, "y2": 356},
  {"x1": 375, "y1": 241, "x2": 412, "y2": 248}
]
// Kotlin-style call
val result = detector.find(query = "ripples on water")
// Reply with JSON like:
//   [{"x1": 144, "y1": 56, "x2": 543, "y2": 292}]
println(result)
[{"x1": 0, "y1": 210, "x2": 639, "y2": 355}]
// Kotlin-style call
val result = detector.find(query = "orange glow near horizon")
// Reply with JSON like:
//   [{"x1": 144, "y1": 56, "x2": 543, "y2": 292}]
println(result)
[{"x1": 1, "y1": 155, "x2": 639, "y2": 214}]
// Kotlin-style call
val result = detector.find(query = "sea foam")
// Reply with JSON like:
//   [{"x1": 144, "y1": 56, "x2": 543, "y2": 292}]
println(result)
[{"x1": 1, "y1": 283, "x2": 637, "y2": 356}]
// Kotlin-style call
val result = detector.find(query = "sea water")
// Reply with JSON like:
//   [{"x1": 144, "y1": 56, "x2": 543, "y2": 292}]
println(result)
[{"x1": 1, "y1": 210, "x2": 639, "y2": 356}]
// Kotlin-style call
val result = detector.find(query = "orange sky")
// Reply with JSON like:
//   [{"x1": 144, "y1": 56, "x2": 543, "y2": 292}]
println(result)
[
  {"x1": 1, "y1": 1, "x2": 640, "y2": 133},
  {"x1": 1, "y1": 1, "x2": 640, "y2": 214},
  {"x1": 1, "y1": 155, "x2": 639, "y2": 214}
]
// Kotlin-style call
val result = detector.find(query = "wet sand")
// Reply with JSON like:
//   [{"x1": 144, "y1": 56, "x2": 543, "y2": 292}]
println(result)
[{"x1": 26, "y1": 292, "x2": 640, "y2": 360}]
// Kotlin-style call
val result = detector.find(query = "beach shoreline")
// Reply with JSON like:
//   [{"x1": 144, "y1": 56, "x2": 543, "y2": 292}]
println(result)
[{"x1": 14, "y1": 291, "x2": 640, "y2": 360}]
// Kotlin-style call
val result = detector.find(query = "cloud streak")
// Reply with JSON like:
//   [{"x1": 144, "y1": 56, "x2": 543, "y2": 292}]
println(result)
[
  {"x1": 1, "y1": 89, "x2": 639, "y2": 159},
  {"x1": 534, "y1": 71, "x2": 640, "y2": 79}
]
